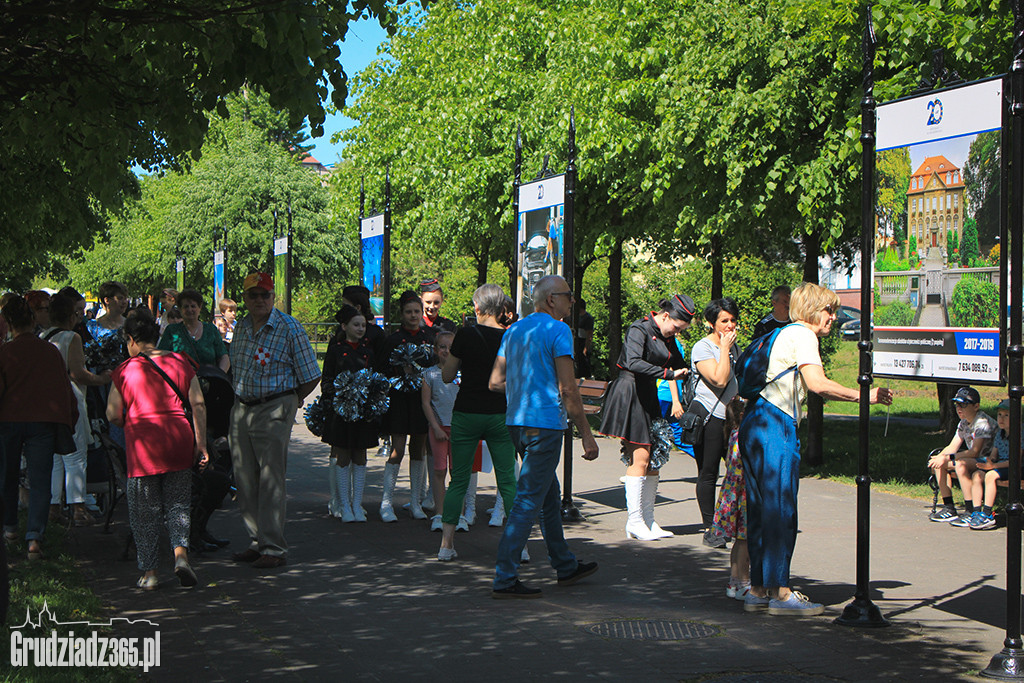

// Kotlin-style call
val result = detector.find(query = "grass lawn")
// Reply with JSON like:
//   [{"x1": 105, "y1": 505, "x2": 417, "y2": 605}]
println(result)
[{"x1": 0, "y1": 521, "x2": 133, "y2": 681}]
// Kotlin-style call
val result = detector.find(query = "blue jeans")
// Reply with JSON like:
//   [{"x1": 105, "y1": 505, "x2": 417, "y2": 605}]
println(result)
[
  {"x1": 0, "y1": 422, "x2": 57, "y2": 541},
  {"x1": 493, "y1": 426, "x2": 578, "y2": 590}
]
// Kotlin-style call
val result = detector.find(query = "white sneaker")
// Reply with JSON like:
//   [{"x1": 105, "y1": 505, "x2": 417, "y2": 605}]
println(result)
[
  {"x1": 430, "y1": 515, "x2": 443, "y2": 532},
  {"x1": 437, "y1": 547, "x2": 457, "y2": 562},
  {"x1": 380, "y1": 504, "x2": 397, "y2": 523},
  {"x1": 520, "y1": 546, "x2": 530, "y2": 563},
  {"x1": 456, "y1": 515, "x2": 470, "y2": 532}
]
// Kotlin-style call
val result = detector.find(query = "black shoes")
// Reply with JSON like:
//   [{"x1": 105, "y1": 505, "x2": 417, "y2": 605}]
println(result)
[
  {"x1": 492, "y1": 580, "x2": 543, "y2": 599},
  {"x1": 557, "y1": 561, "x2": 598, "y2": 586}
]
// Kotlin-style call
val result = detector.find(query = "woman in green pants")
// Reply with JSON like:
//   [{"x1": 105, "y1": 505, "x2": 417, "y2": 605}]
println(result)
[{"x1": 436, "y1": 284, "x2": 518, "y2": 561}]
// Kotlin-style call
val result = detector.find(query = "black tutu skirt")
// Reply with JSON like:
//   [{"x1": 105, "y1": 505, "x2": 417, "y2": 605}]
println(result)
[
  {"x1": 382, "y1": 389, "x2": 428, "y2": 435},
  {"x1": 322, "y1": 414, "x2": 379, "y2": 450},
  {"x1": 599, "y1": 370, "x2": 661, "y2": 445}
]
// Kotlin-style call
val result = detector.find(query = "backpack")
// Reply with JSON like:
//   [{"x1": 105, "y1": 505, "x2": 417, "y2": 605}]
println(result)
[{"x1": 734, "y1": 324, "x2": 799, "y2": 401}]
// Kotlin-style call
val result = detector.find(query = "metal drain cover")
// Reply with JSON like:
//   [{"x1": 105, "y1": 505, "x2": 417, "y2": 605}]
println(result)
[{"x1": 583, "y1": 620, "x2": 720, "y2": 640}]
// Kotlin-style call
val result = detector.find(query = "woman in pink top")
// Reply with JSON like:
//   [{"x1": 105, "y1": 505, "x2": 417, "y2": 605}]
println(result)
[{"x1": 108, "y1": 310, "x2": 208, "y2": 590}]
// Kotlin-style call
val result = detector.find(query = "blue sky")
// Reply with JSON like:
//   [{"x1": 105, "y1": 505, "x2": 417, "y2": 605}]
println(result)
[{"x1": 304, "y1": 18, "x2": 389, "y2": 166}]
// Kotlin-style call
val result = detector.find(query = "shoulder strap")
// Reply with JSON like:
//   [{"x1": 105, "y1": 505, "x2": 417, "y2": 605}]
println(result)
[
  {"x1": 43, "y1": 328, "x2": 63, "y2": 342},
  {"x1": 139, "y1": 353, "x2": 190, "y2": 411}
]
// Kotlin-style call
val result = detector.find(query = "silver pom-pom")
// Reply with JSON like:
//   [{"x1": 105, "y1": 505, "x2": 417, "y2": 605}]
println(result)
[
  {"x1": 388, "y1": 343, "x2": 434, "y2": 392},
  {"x1": 649, "y1": 419, "x2": 675, "y2": 469},
  {"x1": 333, "y1": 369, "x2": 391, "y2": 421},
  {"x1": 304, "y1": 398, "x2": 326, "y2": 436},
  {"x1": 84, "y1": 331, "x2": 126, "y2": 373}
]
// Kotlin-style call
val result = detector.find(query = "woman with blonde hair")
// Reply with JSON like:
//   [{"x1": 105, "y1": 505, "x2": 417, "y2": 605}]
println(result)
[{"x1": 739, "y1": 283, "x2": 892, "y2": 616}]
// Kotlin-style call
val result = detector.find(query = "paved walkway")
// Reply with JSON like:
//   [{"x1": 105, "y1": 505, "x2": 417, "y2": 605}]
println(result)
[{"x1": 64, "y1": 410, "x2": 1017, "y2": 682}]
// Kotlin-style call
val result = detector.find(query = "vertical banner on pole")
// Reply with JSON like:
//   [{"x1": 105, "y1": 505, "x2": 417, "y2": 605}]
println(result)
[
  {"x1": 515, "y1": 173, "x2": 566, "y2": 317},
  {"x1": 273, "y1": 235, "x2": 288, "y2": 313},
  {"x1": 175, "y1": 258, "x2": 185, "y2": 292},
  {"x1": 361, "y1": 213, "x2": 386, "y2": 326},
  {"x1": 213, "y1": 249, "x2": 225, "y2": 310}
]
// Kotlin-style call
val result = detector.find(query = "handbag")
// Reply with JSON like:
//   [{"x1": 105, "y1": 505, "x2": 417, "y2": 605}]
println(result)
[{"x1": 678, "y1": 401, "x2": 708, "y2": 446}]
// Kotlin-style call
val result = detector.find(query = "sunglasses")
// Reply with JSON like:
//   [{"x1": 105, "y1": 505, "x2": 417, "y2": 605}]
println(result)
[{"x1": 246, "y1": 291, "x2": 273, "y2": 300}]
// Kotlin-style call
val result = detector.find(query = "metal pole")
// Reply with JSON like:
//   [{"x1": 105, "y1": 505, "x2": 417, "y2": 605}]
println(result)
[
  {"x1": 359, "y1": 176, "x2": 366, "y2": 289},
  {"x1": 982, "y1": 1, "x2": 1024, "y2": 675},
  {"x1": 512, "y1": 125, "x2": 522, "y2": 307},
  {"x1": 836, "y1": 5, "x2": 889, "y2": 629},
  {"x1": 285, "y1": 199, "x2": 293, "y2": 316},
  {"x1": 384, "y1": 168, "x2": 392, "y2": 334},
  {"x1": 562, "y1": 107, "x2": 584, "y2": 523}
]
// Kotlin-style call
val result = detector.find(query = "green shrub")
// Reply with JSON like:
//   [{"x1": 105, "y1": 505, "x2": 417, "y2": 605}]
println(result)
[
  {"x1": 874, "y1": 248, "x2": 910, "y2": 272},
  {"x1": 949, "y1": 275, "x2": 999, "y2": 327},
  {"x1": 875, "y1": 300, "x2": 915, "y2": 326}
]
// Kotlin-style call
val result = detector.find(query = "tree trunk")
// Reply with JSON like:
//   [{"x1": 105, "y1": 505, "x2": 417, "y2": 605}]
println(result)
[
  {"x1": 937, "y1": 383, "x2": 962, "y2": 438},
  {"x1": 607, "y1": 235, "x2": 624, "y2": 378},
  {"x1": 711, "y1": 234, "x2": 723, "y2": 300},
  {"x1": 802, "y1": 229, "x2": 824, "y2": 467},
  {"x1": 476, "y1": 240, "x2": 489, "y2": 287}
]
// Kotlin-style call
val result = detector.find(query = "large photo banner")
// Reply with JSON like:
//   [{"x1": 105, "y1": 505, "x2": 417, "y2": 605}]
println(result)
[
  {"x1": 361, "y1": 213, "x2": 385, "y2": 325},
  {"x1": 213, "y1": 249, "x2": 225, "y2": 309},
  {"x1": 273, "y1": 236, "x2": 288, "y2": 313},
  {"x1": 873, "y1": 77, "x2": 1004, "y2": 384},
  {"x1": 516, "y1": 174, "x2": 565, "y2": 316}
]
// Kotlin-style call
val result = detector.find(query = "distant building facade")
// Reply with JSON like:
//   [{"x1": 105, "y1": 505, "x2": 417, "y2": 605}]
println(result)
[{"x1": 906, "y1": 155, "x2": 965, "y2": 253}]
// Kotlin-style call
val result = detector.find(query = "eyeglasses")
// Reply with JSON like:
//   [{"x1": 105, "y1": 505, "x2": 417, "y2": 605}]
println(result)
[
  {"x1": 246, "y1": 291, "x2": 273, "y2": 300},
  {"x1": 551, "y1": 291, "x2": 575, "y2": 301}
]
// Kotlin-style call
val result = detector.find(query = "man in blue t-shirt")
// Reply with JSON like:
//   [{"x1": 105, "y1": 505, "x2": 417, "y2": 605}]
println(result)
[{"x1": 488, "y1": 275, "x2": 599, "y2": 598}]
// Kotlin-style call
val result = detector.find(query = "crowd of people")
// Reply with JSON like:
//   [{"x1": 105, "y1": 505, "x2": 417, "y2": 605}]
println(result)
[{"x1": 0, "y1": 274, "x2": 911, "y2": 613}]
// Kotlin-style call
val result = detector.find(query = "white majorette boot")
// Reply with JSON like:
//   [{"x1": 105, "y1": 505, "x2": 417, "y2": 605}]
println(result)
[
  {"x1": 380, "y1": 462, "x2": 400, "y2": 523},
  {"x1": 351, "y1": 464, "x2": 367, "y2": 522},
  {"x1": 335, "y1": 464, "x2": 355, "y2": 523},
  {"x1": 489, "y1": 487, "x2": 506, "y2": 527},
  {"x1": 463, "y1": 472, "x2": 478, "y2": 525},
  {"x1": 624, "y1": 476, "x2": 661, "y2": 540},
  {"x1": 408, "y1": 459, "x2": 428, "y2": 520},
  {"x1": 643, "y1": 472, "x2": 674, "y2": 538},
  {"x1": 328, "y1": 455, "x2": 341, "y2": 517},
  {"x1": 421, "y1": 463, "x2": 435, "y2": 512}
]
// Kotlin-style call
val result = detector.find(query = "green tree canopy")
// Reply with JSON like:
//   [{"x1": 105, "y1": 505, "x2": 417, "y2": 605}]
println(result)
[
  {"x1": 66, "y1": 93, "x2": 353, "y2": 302},
  {"x1": 1, "y1": 0, "x2": 412, "y2": 288}
]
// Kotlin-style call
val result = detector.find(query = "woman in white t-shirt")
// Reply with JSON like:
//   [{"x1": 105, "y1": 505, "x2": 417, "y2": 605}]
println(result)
[
  {"x1": 691, "y1": 298, "x2": 740, "y2": 548},
  {"x1": 738, "y1": 283, "x2": 892, "y2": 616}
]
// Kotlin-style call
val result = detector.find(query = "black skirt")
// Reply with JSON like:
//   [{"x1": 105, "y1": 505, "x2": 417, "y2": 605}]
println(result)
[
  {"x1": 382, "y1": 389, "x2": 428, "y2": 435},
  {"x1": 322, "y1": 415, "x2": 379, "y2": 450},
  {"x1": 599, "y1": 370, "x2": 661, "y2": 445}
]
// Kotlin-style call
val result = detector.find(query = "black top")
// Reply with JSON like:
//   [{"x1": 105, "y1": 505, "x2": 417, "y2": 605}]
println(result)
[
  {"x1": 322, "y1": 338, "x2": 375, "y2": 393},
  {"x1": 421, "y1": 315, "x2": 458, "y2": 343},
  {"x1": 449, "y1": 324, "x2": 506, "y2": 415},
  {"x1": 378, "y1": 327, "x2": 435, "y2": 376},
  {"x1": 614, "y1": 314, "x2": 685, "y2": 380},
  {"x1": 364, "y1": 322, "x2": 387, "y2": 363},
  {"x1": 752, "y1": 313, "x2": 790, "y2": 341}
]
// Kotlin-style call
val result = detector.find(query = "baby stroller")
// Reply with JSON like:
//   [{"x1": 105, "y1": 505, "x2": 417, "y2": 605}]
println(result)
[{"x1": 189, "y1": 365, "x2": 236, "y2": 552}]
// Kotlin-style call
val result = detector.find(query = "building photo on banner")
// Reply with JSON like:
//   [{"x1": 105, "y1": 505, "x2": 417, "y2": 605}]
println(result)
[
  {"x1": 360, "y1": 213, "x2": 385, "y2": 325},
  {"x1": 516, "y1": 174, "x2": 565, "y2": 316},
  {"x1": 873, "y1": 76, "x2": 1004, "y2": 385}
]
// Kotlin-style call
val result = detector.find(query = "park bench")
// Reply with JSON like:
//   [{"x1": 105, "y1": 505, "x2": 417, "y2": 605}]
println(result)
[{"x1": 578, "y1": 378, "x2": 610, "y2": 416}]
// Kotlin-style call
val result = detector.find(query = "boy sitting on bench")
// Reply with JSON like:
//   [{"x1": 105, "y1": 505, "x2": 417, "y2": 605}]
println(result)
[
  {"x1": 927, "y1": 386, "x2": 997, "y2": 525},
  {"x1": 967, "y1": 399, "x2": 1023, "y2": 530}
]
